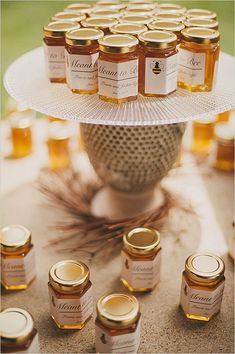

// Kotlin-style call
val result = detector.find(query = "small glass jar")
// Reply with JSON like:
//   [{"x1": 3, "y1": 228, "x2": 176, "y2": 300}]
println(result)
[
  {"x1": 81, "y1": 17, "x2": 118, "y2": 35},
  {"x1": 138, "y1": 30, "x2": 178, "y2": 96},
  {"x1": 186, "y1": 9, "x2": 217, "y2": 20},
  {"x1": 9, "y1": 112, "x2": 33, "y2": 158},
  {"x1": 98, "y1": 34, "x2": 139, "y2": 103},
  {"x1": 48, "y1": 260, "x2": 93, "y2": 329},
  {"x1": 191, "y1": 117, "x2": 216, "y2": 154},
  {"x1": 121, "y1": 227, "x2": 161, "y2": 292},
  {"x1": 64, "y1": 3, "x2": 93, "y2": 15},
  {"x1": 43, "y1": 21, "x2": 79, "y2": 83},
  {"x1": 158, "y1": 3, "x2": 186, "y2": 14},
  {"x1": 51, "y1": 11, "x2": 86, "y2": 23},
  {"x1": 110, "y1": 23, "x2": 147, "y2": 36},
  {"x1": 216, "y1": 111, "x2": 231, "y2": 123},
  {"x1": 184, "y1": 18, "x2": 219, "y2": 30},
  {"x1": 180, "y1": 252, "x2": 225, "y2": 321},
  {"x1": 0, "y1": 308, "x2": 39, "y2": 353},
  {"x1": 213, "y1": 123, "x2": 234, "y2": 171},
  {"x1": 90, "y1": 9, "x2": 122, "y2": 19},
  {"x1": 153, "y1": 12, "x2": 186, "y2": 22},
  {"x1": 65, "y1": 28, "x2": 104, "y2": 94},
  {"x1": 120, "y1": 14, "x2": 153, "y2": 26},
  {"x1": 148, "y1": 20, "x2": 185, "y2": 44},
  {"x1": 1, "y1": 225, "x2": 36, "y2": 290},
  {"x1": 95, "y1": 293, "x2": 141, "y2": 353},
  {"x1": 178, "y1": 27, "x2": 220, "y2": 92}
]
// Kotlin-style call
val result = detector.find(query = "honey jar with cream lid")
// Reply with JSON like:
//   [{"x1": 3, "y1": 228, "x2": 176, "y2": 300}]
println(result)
[
  {"x1": 98, "y1": 34, "x2": 139, "y2": 103},
  {"x1": 51, "y1": 11, "x2": 86, "y2": 23},
  {"x1": 180, "y1": 252, "x2": 225, "y2": 321},
  {"x1": 138, "y1": 30, "x2": 178, "y2": 96},
  {"x1": 81, "y1": 17, "x2": 118, "y2": 34},
  {"x1": 153, "y1": 12, "x2": 186, "y2": 23},
  {"x1": 178, "y1": 27, "x2": 220, "y2": 92},
  {"x1": 120, "y1": 14, "x2": 153, "y2": 26},
  {"x1": 186, "y1": 9, "x2": 217, "y2": 20},
  {"x1": 184, "y1": 18, "x2": 219, "y2": 30},
  {"x1": 121, "y1": 227, "x2": 161, "y2": 292},
  {"x1": 213, "y1": 123, "x2": 234, "y2": 171},
  {"x1": 95, "y1": 293, "x2": 141, "y2": 353},
  {"x1": 43, "y1": 21, "x2": 79, "y2": 83},
  {"x1": 90, "y1": 9, "x2": 122, "y2": 19},
  {"x1": 48, "y1": 260, "x2": 93, "y2": 329},
  {"x1": 65, "y1": 28, "x2": 104, "y2": 94},
  {"x1": 1, "y1": 225, "x2": 36, "y2": 290},
  {"x1": 148, "y1": 20, "x2": 185, "y2": 44},
  {"x1": 64, "y1": 3, "x2": 93, "y2": 15},
  {"x1": 110, "y1": 22, "x2": 147, "y2": 36},
  {"x1": 0, "y1": 308, "x2": 39, "y2": 353}
]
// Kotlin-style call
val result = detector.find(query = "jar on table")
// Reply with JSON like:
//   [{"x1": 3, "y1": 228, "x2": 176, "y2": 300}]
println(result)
[
  {"x1": 186, "y1": 9, "x2": 217, "y2": 20},
  {"x1": 184, "y1": 18, "x2": 219, "y2": 30},
  {"x1": 81, "y1": 17, "x2": 118, "y2": 35},
  {"x1": 213, "y1": 123, "x2": 234, "y2": 172},
  {"x1": 9, "y1": 112, "x2": 33, "y2": 158},
  {"x1": 178, "y1": 27, "x2": 220, "y2": 92},
  {"x1": 191, "y1": 116, "x2": 216, "y2": 155},
  {"x1": 43, "y1": 21, "x2": 79, "y2": 83},
  {"x1": 98, "y1": 34, "x2": 139, "y2": 103},
  {"x1": 110, "y1": 23, "x2": 147, "y2": 37},
  {"x1": 138, "y1": 30, "x2": 178, "y2": 96},
  {"x1": 120, "y1": 14, "x2": 153, "y2": 26},
  {"x1": 65, "y1": 28, "x2": 104, "y2": 94},
  {"x1": 148, "y1": 20, "x2": 185, "y2": 44}
]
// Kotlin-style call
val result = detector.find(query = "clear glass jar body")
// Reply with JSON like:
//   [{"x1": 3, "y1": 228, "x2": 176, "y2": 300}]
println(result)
[
  {"x1": 214, "y1": 140, "x2": 234, "y2": 171},
  {"x1": 43, "y1": 36, "x2": 66, "y2": 83},
  {"x1": 47, "y1": 137, "x2": 71, "y2": 171},
  {"x1": 11, "y1": 125, "x2": 32, "y2": 158},
  {"x1": 1, "y1": 328, "x2": 39, "y2": 353},
  {"x1": 192, "y1": 120, "x2": 215, "y2": 154}
]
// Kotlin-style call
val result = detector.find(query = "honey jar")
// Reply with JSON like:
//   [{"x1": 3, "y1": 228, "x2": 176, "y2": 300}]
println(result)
[
  {"x1": 180, "y1": 252, "x2": 225, "y2": 321},
  {"x1": 65, "y1": 28, "x2": 104, "y2": 94},
  {"x1": 98, "y1": 34, "x2": 139, "y2": 103},
  {"x1": 191, "y1": 117, "x2": 216, "y2": 154},
  {"x1": 148, "y1": 20, "x2": 185, "y2": 44},
  {"x1": 138, "y1": 30, "x2": 178, "y2": 96},
  {"x1": 110, "y1": 23, "x2": 147, "y2": 36},
  {"x1": 158, "y1": 3, "x2": 186, "y2": 14},
  {"x1": 120, "y1": 14, "x2": 153, "y2": 26},
  {"x1": 216, "y1": 111, "x2": 231, "y2": 123},
  {"x1": 64, "y1": 3, "x2": 93, "y2": 15},
  {"x1": 153, "y1": 12, "x2": 186, "y2": 22},
  {"x1": 213, "y1": 123, "x2": 234, "y2": 171},
  {"x1": 1, "y1": 225, "x2": 36, "y2": 290},
  {"x1": 9, "y1": 112, "x2": 33, "y2": 158},
  {"x1": 129, "y1": 0, "x2": 155, "y2": 3},
  {"x1": 51, "y1": 11, "x2": 86, "y2": 23},
  {"x1": 48, "y1": 260, "x2": 93, "y2": 329},
  {"x1": 43, "y1": 21, "x2": 79, "y2": 83},
  {"x1": 186, "y1": 9, "x2": 217, "y2": 20},
  {"x1": 121, "y1": 227, "x2": 161, "y2": 292},
  {"x1": 95, "y1": 293, "x2": 141, "y2": 353},
  {"x1": 184, "y1": 18, "x2": 219, "y2": 30},
  {"x1": 90, "y1": 9, "x2": 122, "y2": 19},
  {"x1": 81, "y1": 17, "x2": 118, "y2": 35},
  {"x1": 0, "y1": 308, "x2": 39, "y2": 353},
  {"x1": 178, "y1": 27, "x2": 220, "y2": 92}
]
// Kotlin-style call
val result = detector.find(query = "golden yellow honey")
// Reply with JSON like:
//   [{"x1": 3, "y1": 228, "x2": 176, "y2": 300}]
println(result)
[
  {"x1": 214, "y1": 123, "x2": 234, "y2": 171},
  {"x1": 9, "y1": 113, "x2": 33, "y2": 158},
  {"x1": 191, "y1": 117, "x2": 216, "y2": 155}
]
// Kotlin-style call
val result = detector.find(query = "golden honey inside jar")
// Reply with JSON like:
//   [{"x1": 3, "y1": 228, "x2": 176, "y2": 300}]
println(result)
[
  {"x1": 120, "y1": 14, "x2": 153, "y2": 25},
  {"x1": 65, "y1": 28, "x2": 104, "y2": 94},
  {"x1": 148, "y1": 20, "x2": 185, "y2": 44},
  {"x1": 121, "y1": 227, "x2": 161, "y2": 292},
  {"x1": 0, "y1": 308, "x2": 39, "y2": 353},
  {"x1": 178, "y1": 27, "x2": 220, "y2": 92},
  {"x1": 9, "y1": 112, "x2": 33, "y2": 158},
  {"x1": 138, "y1": 30, "x2": 178, "y2": 96},
  {"x1": 51, "y1": 11, "x2": 86, "y2": 23},
  {"x1": 48, "y1": 260, "x2": 93, "y2": 329},
  {"x1": 95, "y1": 293, "x2": 141, "y2": 353},
  {"x1": 186, "y1": 9, "x2": 217, "y2": 20},
  {"x1": 153, "y1": 12, "x2": 186, "y2": 22},
  {"x1": 110, "y1": 22, "x2": 147, "y2": 36},
  {"x1": 90, "y1": 9, "x2": 122, "y2": 19},
  {"x1": 98, "y1": 34, "x2": 139, "y2": 103},
  {"x1": 191, "y1": 117, "x2": 216, "y2": 155},
  {"x1": 184, "y1": 18, "x2": 219, "y2": 30},
  {"x1": 81, "y1": 17, "x2": 118, "y2": 34},
  {"x1": 213, "y1": 123, "x2": 234, "y2": 172},
  {"x1": 180, "y1": 252, "x2": 225, "y2": 321},
  {"x1": 43, "y1": 21, "x2": 79, "y2": 83},
  {"x1": 1, "y1": 225, "x2": 36, "y2": 290},
  {"x1": 64, "y1": 3, "x2": 93, "y2": 15}
]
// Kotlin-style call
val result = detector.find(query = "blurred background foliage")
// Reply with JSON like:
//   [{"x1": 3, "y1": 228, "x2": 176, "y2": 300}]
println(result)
[{"x1": 1, "y1": 0, "x2": 234, "y2": 116}]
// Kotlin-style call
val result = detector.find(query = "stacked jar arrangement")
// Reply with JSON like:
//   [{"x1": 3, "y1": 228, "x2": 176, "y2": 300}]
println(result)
[{"x1": 43, "y1": 1, "x2": 220, "y2": 103}]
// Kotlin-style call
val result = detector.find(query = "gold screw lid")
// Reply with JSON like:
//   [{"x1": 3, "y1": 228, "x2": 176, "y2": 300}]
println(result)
[
  {"x1": 120, "y1": 14, "x2": 153, "y2": 25},
  {"x1": 158, "y1": 3, "x2": 186, "y2": 14},
  {"x1": 94, "y1": 1, "x2": 126, "y2": 11},
  {"x1": 123, "y1": 227, "x2": 161, "y2": 255},
  {"x1": 9, "y1": 112, "x2": 32, "y2": 129},
  {"x1": 185, "y1": 252, "x2": 225, "y2": 284},
  {"x1": 43, "y1": 21, "x2": 80, "y2": 38},
  {"x1": 129, "y1": 0, "x2": 155, "y2": 3},
  {"x1": 138, "y1": 30, "x2": 177, "y2": 48},
  {"x1": 214, "y1": 123, "x2": 235, "y2": 144},
  {"x1": 90, "y1": 9, "x2": 122, "y2": 19},
  {"x1": 81, "y1": 17, "x2": 118, "y2": 30},
  {"x1": 154, "y1": 12, "x2": 185, "y2": 22},
  {"x1": 49, "y1": 260, "x2": 90, "y2": 293},
  {"x1": 124, "y1": 8, "x2": 155, "y2": 16},
  {"x1": 186, "y1": 9, "x2": 217, "y2": 20},
  {"x1": 99, "y1": 33, "x2": 138, "y2": 53},
  {"x1": 184, "y1": 17, "x2": 219, "y2": 30},
  {"x1": 149, "y1": 20, "x2": 185, "y2": 32},
  {"x1": 126, "y1": 3, "x2": 156, "y2": 11},
  {"x1": 110, "y1": 22, "x2": 147, "y2": 35},
  {"x1": 66, "y1": 28, "x2": 104, "y2": 46},
  {"x1": 0, "y1": 225, "x2": 31, "y2": 253},
  {"x1": 64, "y1": 3, "x2": 93, "y2": 14},
  {"x1": 0, "y1": 308, "x2": 34, "y2": 346},
  {"x1": 181, "y1": 27, "x2": 220, "y2": 44},
  {"x1": 51, "y1": 11, "x2": 86, "y2": 22},
  {"x1": 97, "y1": 293, "x2": 139, "y2": 328},
  {"x1": 194, "y1": 116, "x2": 216, "y2": 124},
  {"x1": 47, "y1": 121, "x2": 73, "y2": 140}
]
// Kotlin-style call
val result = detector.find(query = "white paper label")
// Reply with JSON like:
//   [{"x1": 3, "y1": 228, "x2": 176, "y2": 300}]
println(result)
[
  {"x1": 65, "y1": 51, "x2": 99, "y2": 90},
  {"x1": 49, "y1": 285, "x2": 93, "y2": 326},
  {"x1": 144, "y1": 54, "x2": 178, "y2": 95},
  {"x1": 121, "y1": 250, "x2": 161, "y2": 289},
  {"x1": 43, "y1": 43, "x2": 65, "y2": 79},
  {"x1": 1, "y1": 249, "x2": 36, "y2": 287},
  {"x1": 178, "y1": 48, "x2": 206, "y2": 85},
  {"x1": 95, "y1": 318, "x2": 141, "y2": 353},
  {"x1": 98, "y1": 59, "x2": 138, "y2": 99},
  {"x1": 180, "y1": 276, "x2": 225, "y2": 318}
]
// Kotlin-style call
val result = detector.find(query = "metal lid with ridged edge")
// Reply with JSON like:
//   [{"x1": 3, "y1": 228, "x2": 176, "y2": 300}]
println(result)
[
  {"x1": 181, "y1": 27, "x2": 220, "y2": 44},
  {"x1": 185, "y1": 252, "x2": 225, "y2": 284},
  {"x1": 51, "y1": 12, "x2": 86, "y2": 22},
  {"x1": 66, "y1": 28, "x2": 104, "y2": 46},
  {"x1": 0, "y1": 225, "x2": 32, "y2": 253},
  {"x1": 99, "y1": 34, "x2": 139, "y2": 54},
  {"x1": 154, "y1": 12, "x2": 185, "y2": 22},
  {"x1": 214, "y1": 123, "x2": 235, "y2": 144},
  {"x1": 126, "y1": 3, "x2": 156, "y2": 11},
  {"x1": 64, "y1": 3, "x2": 92, "y2": 14},
  {"x1": 138, "y1": 30, "x2": 177, "y2": 48},
  {"x1": 184, "y1": 18, "x2": 219, "y2": 30},
  {"x1": 124, "y1": 8, "x2": 155, "y2": 16},
  {"x1": 81, "y1": 17, "x2": 118, "y2": 30},
  {"x1": 129, "y1": 0, "x2": 155, "y2": 3},
  {"x1": 90, "y1": 9, "x2": 122, "y2": 19},
  {"x1": 97, "y1": 293, "x2": 140, "y2": 328},
  {"x1": 0, "y1": 308, "x2": 35, "y2": 347},
  {"x1": 94, "y1": 1, "x2": 126, "y2": 11},
  {"x1": 149, "y1": 20, "x2": 184, "y2": 32},
  {"x1": 123, "y1": 227, "x2": 161, "y2": 255},
  {"x1": 158, "y1": 3, "x2": 186, "y2": 14},
  {"x1": 186, "y1": 9, "x2": 217, "y2": 20},
  {"x1": 43, "y1": 21, "x2": 80, "y2": 38},
  {"x1": 110, "y1": 23, "x2": 147, "y2": 35},
  {"x1": 120, "y1": 14, "x2": 153, "y2": 25},
  {"x1": 49, "y1": 260, "x2": 90, "y2": 293}
]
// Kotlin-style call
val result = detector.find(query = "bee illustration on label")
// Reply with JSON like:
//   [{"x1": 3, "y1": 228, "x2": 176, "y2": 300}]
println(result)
[
  {"x1": 100, "y1": 333, "x2": 107, "y2": 344},
  {"x1": 184, "y1": 284, "x2": 188, "y2": 296},
  {"x1": 125, "y1": 259, "x2": 129, "y2": 269},
  {"x1": 152, "y1": 61, "x2": 161, "y2": 75}
]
